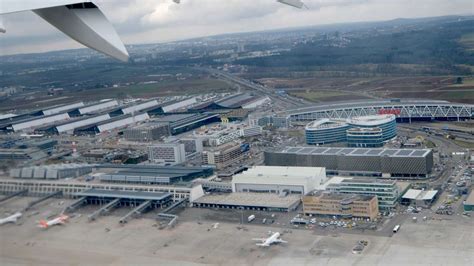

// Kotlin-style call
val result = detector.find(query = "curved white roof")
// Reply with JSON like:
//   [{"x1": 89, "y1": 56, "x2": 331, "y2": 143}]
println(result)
[
  {"x1": 347, "y1": 114, "x2": 395, "y2": 126},
  {"x1": 305, "y1": 119, "x2": 348, "y2": 131}
]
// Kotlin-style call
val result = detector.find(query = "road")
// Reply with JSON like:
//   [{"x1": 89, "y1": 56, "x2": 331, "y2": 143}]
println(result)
[{"x1": 197, "y1": 67, "x2": 311, "y2": 109}]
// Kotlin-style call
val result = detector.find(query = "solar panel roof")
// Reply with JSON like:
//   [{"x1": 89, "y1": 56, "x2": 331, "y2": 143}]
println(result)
[
  {"x1": 411, "y1": 150, "x2": 428, "y2": 157},
  {"x1": 396, "y1": 150, "x2": 412, "y2": 156},
  {"x1": 351, "y1": 149, "x2": 369, "y2": 155}
]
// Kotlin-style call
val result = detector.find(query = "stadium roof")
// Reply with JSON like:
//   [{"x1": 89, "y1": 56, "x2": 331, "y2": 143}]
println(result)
[
  {"x1": 284, "y1": 99, "x2": 474, "y2": 116},
  {"x1": 276, "y1": 147, "x2": 432, "y2": 157}
]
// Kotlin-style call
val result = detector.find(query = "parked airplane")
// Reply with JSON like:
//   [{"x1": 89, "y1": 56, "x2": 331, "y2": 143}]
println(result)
[
  {"x1": 252, "y1": 232, "x2": 287, "y2": 247},
  {"x1": 38, "y1": 214, "x2": 69, "y2": 229},
  {"x1": 0, "y1": 0, "x2": 305, "y2": 62},
  {"x1": 0, "y1": 212, "x2": 22, "y2": 225}
]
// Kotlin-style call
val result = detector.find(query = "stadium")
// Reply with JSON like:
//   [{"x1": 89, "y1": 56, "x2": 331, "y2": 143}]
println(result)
[{"x1": 284, "y1": 99, "x2": 474, "y2": 122}]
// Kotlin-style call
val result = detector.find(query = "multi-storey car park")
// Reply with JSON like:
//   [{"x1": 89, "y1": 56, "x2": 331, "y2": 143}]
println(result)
[{"x1": 264, "y1": 147, "x2": 433, "y2": 179}]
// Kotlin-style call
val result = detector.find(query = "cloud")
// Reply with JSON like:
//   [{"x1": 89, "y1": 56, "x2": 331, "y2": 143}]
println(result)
[{"x1": 0, "y1": 0, "x2": 472, "y2": 55}]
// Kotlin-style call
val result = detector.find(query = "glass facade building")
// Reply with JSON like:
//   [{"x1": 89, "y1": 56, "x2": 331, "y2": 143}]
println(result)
[
  {"x1": 347, "y1": 114, "x2": 397, "y2": 142},
  {"x1": 346, "y1": 127, "x2": 384, "y2": 147},
  {"x1": 305, "y1": 119, "x2": 349, "y2": 145}
]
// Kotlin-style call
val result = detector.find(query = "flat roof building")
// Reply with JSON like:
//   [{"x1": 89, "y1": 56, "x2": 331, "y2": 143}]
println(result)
[
  {"x1": 265, "y1": 147, "x2": 433, "y2": 179},
  {"x1": 123, "y1": 122, "x2": 170, "y2": 142},
  {"x1": 98, "y1": 165, "x2": 213, "y2": 185},
  {"x1": 148, "y1": 143, "x2": 186, "y2": 165},
  {"x1": 327, "y1": 179, "x2": 400, "y2": 211},
  {"x1": 232, "y1": 166, "x2": 327, "y2": 195},
  {"x1": 401, "y1": 189, "x2": 439, "y2": 207},
  {"x1": 192, "y1": 192, "x2": 301, "y2": 212},
  {"x1": 303, "y1": 192, "x2": 379, "y2": 220},
  {"x1": 202, "y1": 141, "x2": 249, "y2": 170}
]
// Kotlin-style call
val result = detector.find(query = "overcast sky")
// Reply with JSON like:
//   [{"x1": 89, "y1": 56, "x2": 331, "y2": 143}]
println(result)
[{"x1": 1, "y1": 0, "x2": 472, "y2": 56}]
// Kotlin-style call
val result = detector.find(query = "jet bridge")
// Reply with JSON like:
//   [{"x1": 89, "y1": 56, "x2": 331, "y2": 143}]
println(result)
[
  {"x1": 23, "y1": 191, "x2": 62, "y2": 211},
  {"x1": 75, "y1": 189, "x2": 173, "y2": 222},
  {"x1": 64, "y1": 196, "x2": 88, "y2": 213},
  {"x1": 119, "y1": 200, "x2": 152, "y2": 224},
  {"x1": 0, "y1": 189, "x2": 28, "y2": 204},
  {"x1": 88, "y1": 198, "x2": 121, "y2": 221}
]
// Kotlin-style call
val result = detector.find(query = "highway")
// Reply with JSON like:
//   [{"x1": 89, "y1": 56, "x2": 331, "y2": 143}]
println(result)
[{"x1": 198, "y1": 67, "x2": 311, "y2": 109}]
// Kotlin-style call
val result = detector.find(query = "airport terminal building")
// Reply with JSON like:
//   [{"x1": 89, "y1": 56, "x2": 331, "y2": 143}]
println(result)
[{"x1": 264, "y1": 147, "x2": 433, "y2": 179}]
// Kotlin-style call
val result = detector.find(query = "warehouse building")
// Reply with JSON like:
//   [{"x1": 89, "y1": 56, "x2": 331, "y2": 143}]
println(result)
[
  {"x1": 190, "y1": 93, "x2": 267, "y2": 111},
  {"x1": 232, "y1": 166, "x2": 327, "y2": 195},
  {"x1": 123, "y1": 122, "x2": 170, "y2": 142},
  {"x1": 0, "y1": 103, "x2": 88, "y2": 131},
  {"x1": 303, "y1": 192, "x2": 379, "y2": 220},
  {"x1": 327, "y1": 179, "x2": 400, "y2": 211},
  {"x1": 0, "y1": 149, "x2": 48, "y2": 161},
  {"x1": 75, "y1": 100, "x2": 118, "y2": 115},
  {"x1": 192, "y1": 192, "x2": 301, "y2": 212},
  {"x1": 97, "y1": 164, "x2": 213, "y2": 185},
  {"x1": 38, "y1": 114, "x2": 112, "y2": 134},
  {"x1": 156, "y1": 113, "x2": 221, "y2": 135},
  {"x1": 42, "y1": 102, "x2": 85, "y2": 116},
  {"x1": 10, "y1": 164, "x2": 93, "y2": 179},
  {"x1": 11, "y1": 113, "x2": 71, "y2": 132},
  {"x1": 121, "y1": 100, "x2": 161, "y2": 115},
  {"x1": 75, "y1": 113, "x2": 150, "y2": 134},
  {"x1": 265, "y1": 147, "x2": 433, "y2": 179},
  {"x1": 161, "y1": 97, "x2": 197, "y2": 113},
  {"x1": 148, "y1": 143, "x2": 186, "y2": 164}
]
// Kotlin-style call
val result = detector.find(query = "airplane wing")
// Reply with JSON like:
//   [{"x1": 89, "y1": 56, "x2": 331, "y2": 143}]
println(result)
[
  {"x1": 252, "y1": 238, "x2": 267, "y2": 242},
  {"x1": 0, "y1": 1, "x2": 129, "y2": 62},
  {"x1": 0, "y1": 0, "x2": 304, "y2": 62},
  {"x1": 274, "y1": 239, "x2": 288, "y2": 243}
]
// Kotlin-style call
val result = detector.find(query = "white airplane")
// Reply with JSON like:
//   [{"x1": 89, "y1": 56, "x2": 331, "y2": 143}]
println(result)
[
  {"x1": 38, "y1": 214, "x2": 69, "y2": 229},
  {"x1": 0, "y1": 212, "x2": 22, "y2": 225},
  {"x1": 252, "y1": 232, "x2": 287, "y2": 247},
  {"x1": 0, "y1": 0, "x2": 305, "y2": 62}
]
